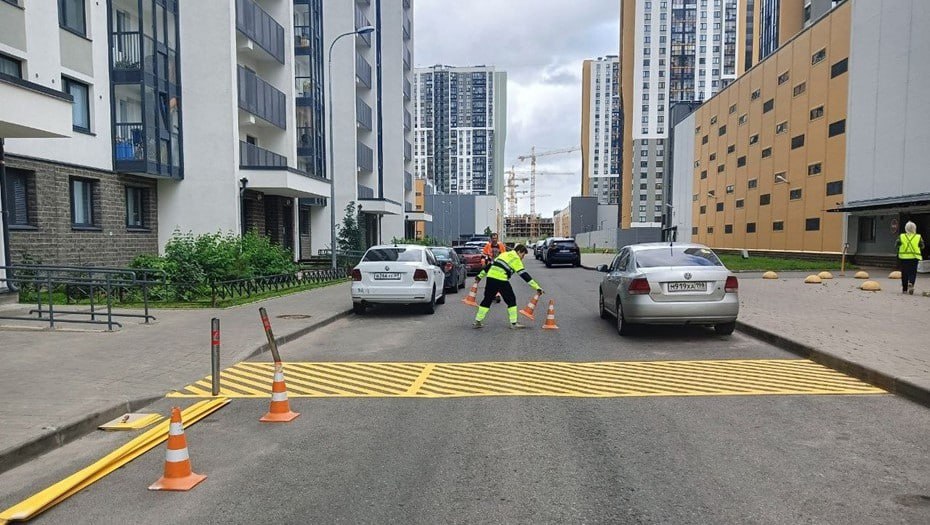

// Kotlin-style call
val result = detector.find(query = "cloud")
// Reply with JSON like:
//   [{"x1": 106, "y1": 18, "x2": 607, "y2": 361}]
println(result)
[{"x1": 415, "y1": 0, "x2": 619, "y2": 217}]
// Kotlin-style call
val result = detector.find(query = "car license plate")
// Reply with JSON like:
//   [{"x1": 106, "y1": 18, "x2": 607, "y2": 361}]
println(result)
[
  {"x1": 667, "y1": 281, "x2": 707, "y2": 292},
  {"x1": 373, "y1": 272, "x2": 402, "y2": 281}
]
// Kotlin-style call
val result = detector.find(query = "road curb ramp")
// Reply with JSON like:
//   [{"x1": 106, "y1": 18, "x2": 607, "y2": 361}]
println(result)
[
  {"x1": 260, "y1": 362, "x2": 300, "y2": 423},
  {"x1": 148, "y1": 407, "x2": 207, "y2": 491}
]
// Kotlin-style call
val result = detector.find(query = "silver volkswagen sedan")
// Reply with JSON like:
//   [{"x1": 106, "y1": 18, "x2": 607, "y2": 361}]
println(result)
[{"x1": 597, "y1": 243, "x2": 739, "y2": 336}]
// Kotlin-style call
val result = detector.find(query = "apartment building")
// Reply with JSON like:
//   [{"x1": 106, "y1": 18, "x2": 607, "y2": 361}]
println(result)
[
  {"x1": 413, "y1": 65, "x2": 507, "y2": 202},
  {"x1": 580, "y1": 56, "x2": 622, "y2": 205}
]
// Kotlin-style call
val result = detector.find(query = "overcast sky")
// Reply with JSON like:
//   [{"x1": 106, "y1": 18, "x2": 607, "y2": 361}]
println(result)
[{"x1": 414, "y1": 0, "x2": 619, "y2": 218}]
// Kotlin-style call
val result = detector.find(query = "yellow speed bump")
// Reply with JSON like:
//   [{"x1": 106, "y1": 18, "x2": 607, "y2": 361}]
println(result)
[
  {"x1": 762, "y1": 271, "x2": 778, "y2": 279},
  {"x1": 889, "y1": 271, "x2": 902, "y2": 280},
  {"x1": 854, "y1": 271, "x2": 870, "y2": 279},
  {"x1": 804, "y1": 275, "x2": 822, "y2": 284},
  {"x1": 0, "y1": 399, "x2": 228, "y2": 523},
  {"x1": 818, "y1": 271, "x2": 834, "y2": 280},
  {"x1": 860, "y1": 280, "x2": 882, "y2": 292}
]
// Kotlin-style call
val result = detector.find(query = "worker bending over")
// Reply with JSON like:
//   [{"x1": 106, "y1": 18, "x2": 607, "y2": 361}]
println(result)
[{"x1": 473, "y1": 244, "x2": 543, "y2": 329}]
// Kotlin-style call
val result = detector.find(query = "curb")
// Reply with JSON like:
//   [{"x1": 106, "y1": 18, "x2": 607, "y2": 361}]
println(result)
[
  {"x1": 0, "y1": 395, "x2": 162, "y2": 475},
  {"x1": 244, "y1": 308, "x2": 353, "y2": 361},
  {"x1": 736, "y1": 321, "x2": 930, "y2": 409}
]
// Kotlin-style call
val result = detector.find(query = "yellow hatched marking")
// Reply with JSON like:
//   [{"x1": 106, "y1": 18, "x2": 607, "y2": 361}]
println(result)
[{"x1": 167, "y1": 359, "x2": 887, "y2": 398}]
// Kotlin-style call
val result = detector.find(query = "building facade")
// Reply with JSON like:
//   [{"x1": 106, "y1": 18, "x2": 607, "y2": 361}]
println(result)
[
  {"x1": 580, "y1": 56, "x2": 622, "y2": 205},
  {"x1": 424, "y1": 193, "x2": 502, "y2": 244},
  {"x1": 413, "y1": 65, "x2": 507, "y2": 202}
]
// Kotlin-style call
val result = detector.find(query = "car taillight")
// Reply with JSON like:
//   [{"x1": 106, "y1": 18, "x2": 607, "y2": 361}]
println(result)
[
  {"x1": 444, "y1": 262, "x2": 453, "y2": 272},
  {"x1": 628, "y1": 278, "x2": 651, "y2": 295},
  {"x1": 725, "y1": 276, "x2": 739, "y2": 293},
  {"x1": 351, "y1": 269, "x2": 362, "y2": 281},
  {"x1": 413, "y1": 269, "x2": 429, "y2": 281}
]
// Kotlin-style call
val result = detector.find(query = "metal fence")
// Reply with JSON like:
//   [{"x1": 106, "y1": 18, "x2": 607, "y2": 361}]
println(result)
[{"x1": 209, "y1": 268, "x2": 347, "y2": 307}]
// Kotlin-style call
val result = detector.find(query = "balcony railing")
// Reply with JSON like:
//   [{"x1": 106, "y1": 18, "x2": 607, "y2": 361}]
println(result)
[
  {"x1": 235, "y1": 0, "x2": 286, "y2": 63},
  {"x1": 295, "y1": 76, "x2": 320, "y2": 99},
  {"x1": 404, "y1": 140, "x2": 412, "y2": 161},
  {"x1": 403, "y1": 78, "x2": 411, "y2": 100},
  {"x1": 237, "y1": 66, "x2": 287, "y2": 129},
  {"x1": 403, "y1": 15, "x2": 411, "y2": 41},
  {"x1": 357, "y1": 184, "x2": 375, "y2": 199},
  {"x1": 240, "y1": 141, "x2": 287, "y2": 168},
  {"x1": 356, "y1": 97, "x2": 372, "y2": 130},
  {"x1": 405, "y1": 171, "x2": 413, "y2": 191},
  {"x1": 114, "y1": 123, "x2": 145, "y2": 161},
  {"x1": 111, "y1": 31, "x2": 143, "y2": 70},
  {"x1": 356, "y1": 53, "x2": 371, "y2": 88},
  {"x1": 403, "y1": 47, "x2": 411, "y2": 70},
  {"x1": 357, "y1": 142, "x2": 373, "y2": 172},
  {"x1": 355, "y1": 6, "x2": 371, "y2": 46},
  {"x1": 404, "y1": 109, "x2": 411, "y2": 131}
]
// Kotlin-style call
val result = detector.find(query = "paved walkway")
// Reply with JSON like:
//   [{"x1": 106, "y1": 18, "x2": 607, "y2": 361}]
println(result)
[
  {"x1": 0, "y1": 282, "x2": 352, "y2": 472},
  {"x1": 582, "y1": 253, "x2": 930, "y2": 405}
]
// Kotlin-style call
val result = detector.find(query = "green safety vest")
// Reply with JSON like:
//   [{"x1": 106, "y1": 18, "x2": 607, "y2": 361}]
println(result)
[
  {"x1": 899, "y1": 233, "x2": 923, "y2": 260},
  {"x1": 485, "y1": 250, "x2": 525, "y2": 281}
]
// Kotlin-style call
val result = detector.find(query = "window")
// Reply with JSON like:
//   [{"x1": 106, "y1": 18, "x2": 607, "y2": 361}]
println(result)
[
  {"x1": 790, "y1": 188, "x2": 802, "y2": 200},
  {"x1": 751, "y1": 89, "x2": 761, "y2": 100},
  {"x1": 793, "y1": 82, "x2": 806, "y2": 97},
  {"x1": 776, "y1": 121, "x2": 789, "y2": 134},
  {"x1": 58, "y1": 0, "x2": 87, "y2": 36},
  {"x1": 811, "y1": 48, "x2": 827, "y2": 65},
  {"x1": 763, "y1": 99, "x2": 774, "y2": 113},
  {"x1": 826, "y1": 180, "x2": 843, "y2": 195},
  {"x1": 738, "y1": 114, "x2": 747, "y2": 125},
  {"x1": 693, "y1": 194, "x2": 699, "y2": 202},
  {"x1": 707, "y1": 227, "x2": 714, "y2": 234},
  {"x1": 716, "y1": 202, "x2": 724, "y2": 212},
  {"x1": 126, "y1": 187, "x2": 147, "y2": 228},
  {"x1": 806, "y1": 217, "x2": 821, "y2": 231},
  {"x1": 718, "y1": 125, "x2": 727, "y2": 136},
  {"x1": 748, "y1": 178, "x2": 758, "y2": 189},
  {"x1": 0, "y1": 53, "x2": 23, "y2": 78},
  {"x1": 62, "y1": 77, "x2": 90, "y2": 132},
  {"x1": 4, "y1": 169, "x2": 32, "y2": 226},
  {"x1": 710, "y1": 153, "x2": 717, "y2": 161},
  {"x1": 858, "y1": 217, "x2": 876, "y2": 242},
  {"x1": 726, "y1": 185, "x2": 735, "y2": 194},
  {"x1": 749, "y1": 134, "x2": 759, "y2": 145},
  {"x1": 727, "y1": 144, "x2": 735, "y2": 154},
  {"x1": 831, "y1": 58, "x2": 848, "y2": 78},
  {"x1": 774, "y1": 171, "x2": 787, "y2": 183},
  {"x1": 829, "y1": 119, "x2": 846, "y2": 137},
  {"x1": 702, "y1": 135, "x2": 709, "y2": 145},
  {"x1": 725, "y1": 224, "x2": 733, "y2": 234},
  {"x1": 710, "y1": 115, "x2": 718, "y2": 125},
  {"x1": 777, "y1": 72, "x2": 789, "y2": 85},
  {"x1": 737, "y1": 156, "x2": 746, "y2": 167},
  {"x1": 692, "y1": 227, "x2": 698, "y2": 235},
  {"x1": 70, "y1": 178, "x2": 96, "y2": 227},
  {"x1": 700, "y1": 205, "x2": 706, "y2": 214},
  {"x1": 761, "y1": 147, "x2": 772, "y2": 158},
  {"x1": 700, "y1": 170, "x2": 708, "y2": 179},
  {"x1": 736, "y1": 199, "x2": 744, "y2": 208},
  {"x1": 746, "y1": 223, "x2": 757, "y2": 233},
  {"x1": 717, "y1": 164, "x2": 725, "y2": 173},
  {"x1": 773, "y1": 221, "x2": 784, "y2": 232},
  {"x1": 791, "y1": 134, "x2": 805, "y2": 149},
  {"x1": 810, "y1": 106, "x2": 824, "y2": 120},
  {"x1": 729, "y1": 104, "x2": 737, "y2": 114},
  {"x1": 760, "y1": 193, "x2": 771, "y2": 205},
  {"x1": 808, "y1": 163, "x2": 822, "y2": 176}
]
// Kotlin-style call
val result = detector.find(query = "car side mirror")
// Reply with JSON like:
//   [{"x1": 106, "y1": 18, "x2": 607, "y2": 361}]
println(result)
[{"x1": 596, "y1": 265, "x2": 609, "y2": 273}]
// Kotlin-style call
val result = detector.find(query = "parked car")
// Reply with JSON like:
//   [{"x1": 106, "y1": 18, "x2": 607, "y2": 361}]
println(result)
[
  {"x1": 351, "y1": 245, "x2": 446, "y2": 315},
  {"x1": 453, "y1": 245, "x2": 488, "y2": 275},
  {"x1": 467, "y1": 235, "x2": 490, "y2": 245},
  {"x1": 596, "y1": 243, "x2": 739, "y2": 336},
  {"x1": 429, "y1": 247, "x2": 467, "y2": 293},
  {"x1": 535, "y1": 238, "x2": 551, "y2": 260},
  {"x1": 543, "y1": 237, "x2": 581, "y2": 267}
]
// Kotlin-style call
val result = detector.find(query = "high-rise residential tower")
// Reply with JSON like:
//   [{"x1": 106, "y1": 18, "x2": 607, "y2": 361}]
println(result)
[
  {"x1": 581, "y1": 56, "x2": 622, "y2": 205},
  {"x1": 413, "y1": 65, "x2": 507, "y2": 201}
]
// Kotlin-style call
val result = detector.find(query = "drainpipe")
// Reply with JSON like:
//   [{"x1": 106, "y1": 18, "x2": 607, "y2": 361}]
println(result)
[{"x1": 0, "y1": 138, "x2": 16, "y2": 292}]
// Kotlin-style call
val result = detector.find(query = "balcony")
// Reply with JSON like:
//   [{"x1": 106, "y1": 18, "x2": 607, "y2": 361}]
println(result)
[
  {"x1": 405, "y1": 171, "x2": 413, "y2": 191},
  {"x1": 403, "y1": 15, "x2": 411, "y2": 41},
  {"x1": 355, "y1": 5, "x2": 371, "y2": 47},
  {"x1": 357, "y1": 184, "x2": 375, "y2": 199},
  {"x1": 357, "y1": 142, "x2": 373, "y2": 172},
  {"x1": 237, "y1": 66, "x2": 287, "y2": 129},
  {"x1": 403, "y1": 47, "x2": 411, "y2": 71},
  {"x1": 240, "y1": 141, "x2": 287, "y2": 168},
  {"x1": 356, "y1": 53, "x2": 371, "y2": 89},
  {"x1": 356, "y1": 97, "x2": 372, "y2": 130},
  {"x1": 110, "y1": 31, "x2": 178, "y2": 86},
  {"x1": 403, "y1": 78, "x2": 411, "y2": 100},
  {"x1": 404, "y1": 109, "x2": 411, "y2": 131},
  {"x1": 235, "y1": 0, "x2": 285, "y2": 64},
  {"x1": 404, "y1": 140, "x2": 412, "y2": 161}
]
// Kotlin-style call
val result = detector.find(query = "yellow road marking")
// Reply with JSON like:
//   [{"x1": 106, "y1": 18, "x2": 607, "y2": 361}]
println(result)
[{"x1": 166, "y1": 359, "x2": 887, "y2": 399}]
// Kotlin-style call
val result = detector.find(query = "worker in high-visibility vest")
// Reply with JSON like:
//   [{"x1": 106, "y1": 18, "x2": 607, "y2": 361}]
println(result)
[
  {"x1": 896, "y1": 220, "x2": 925, "y2": 295},
  {"x1": 473, "y1": 244, "x2": 543, "y2": 329}
]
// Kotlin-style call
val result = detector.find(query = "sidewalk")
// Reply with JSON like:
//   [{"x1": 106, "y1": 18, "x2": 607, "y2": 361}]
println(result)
[
  {"x1": 0, "y1": 282, "x2": 352, "y2": 473},
  {"x1": 581, "y1": 253, "x2": 930, "y2": 406}
]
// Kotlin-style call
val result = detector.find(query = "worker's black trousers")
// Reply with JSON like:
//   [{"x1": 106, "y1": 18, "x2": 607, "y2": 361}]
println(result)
[
  {"x1": 900, "y1": 259, "x2": 918, "y2": 291},
  {"x1": 480, "y1": 278, "x2": 517, "y2": 308}
]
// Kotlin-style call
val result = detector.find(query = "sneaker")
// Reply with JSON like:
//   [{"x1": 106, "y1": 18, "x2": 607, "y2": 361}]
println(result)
[
  {"x1": 472, "y1": 320, "x2": 483, "y2": 329},
  {"x1": 908, "y1": 284, "x2": 915, "y2": 295},
  {"x1": 509, "y1": 322, "x2": 526, "y2": 330}
]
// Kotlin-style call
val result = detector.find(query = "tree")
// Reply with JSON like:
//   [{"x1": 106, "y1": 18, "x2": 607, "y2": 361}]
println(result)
[
  {"x1": 483, "y1": 226, "x2": 493, "y2": 236},
  {"x1": 337, "y1": 201, "x2": 364, "y2": 252}
]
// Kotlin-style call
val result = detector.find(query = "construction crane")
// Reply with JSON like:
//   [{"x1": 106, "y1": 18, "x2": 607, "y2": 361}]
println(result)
[
  {"x1": 504, "y1": 165, "x2": 575, "y2": 219},
  {"x1": 515, "y1": 145, "x2": 581, "y2": 238}
]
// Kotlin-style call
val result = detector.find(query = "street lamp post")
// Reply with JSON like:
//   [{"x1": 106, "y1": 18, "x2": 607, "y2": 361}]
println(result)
[{"x1": 328, "y1": 25, "x2": 375, "y2": 270}]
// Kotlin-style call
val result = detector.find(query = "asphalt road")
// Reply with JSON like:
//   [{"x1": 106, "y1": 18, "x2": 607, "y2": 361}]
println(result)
[{"x1": 4, "y1": 260, "x2": 930, "y2": 524}]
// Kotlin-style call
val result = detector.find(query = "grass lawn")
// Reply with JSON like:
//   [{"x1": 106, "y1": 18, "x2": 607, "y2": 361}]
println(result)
[{"x1": 717, "y1": 254, "x2": 853, "y2": 272}]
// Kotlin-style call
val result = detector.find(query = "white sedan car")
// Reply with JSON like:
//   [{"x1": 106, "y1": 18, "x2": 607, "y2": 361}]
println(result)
[{"x1": 351, "y1": 245, "x2": 446, "y2": 315}]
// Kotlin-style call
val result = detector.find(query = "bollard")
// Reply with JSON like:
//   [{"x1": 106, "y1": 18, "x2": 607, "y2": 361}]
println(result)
[
  {"x1": 258, "y1": 307, "x2": 282, "y2": 363},
  {"x1": 210, "y1": 318, "x2": 221, "y2": 396}
]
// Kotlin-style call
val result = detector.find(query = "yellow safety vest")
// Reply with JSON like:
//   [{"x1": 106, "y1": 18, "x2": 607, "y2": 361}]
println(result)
[
  {"x1": 485, "y1": 250, "x2": 524, "y2": 281},
  {"x1": 899, "y1": 233, "x2": 923, "y2": 260}
]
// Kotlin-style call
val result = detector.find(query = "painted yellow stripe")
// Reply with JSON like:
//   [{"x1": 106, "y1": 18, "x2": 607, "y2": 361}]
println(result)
[{"x1": 167, "y1": 360, "x2": 886, "y2": 399}]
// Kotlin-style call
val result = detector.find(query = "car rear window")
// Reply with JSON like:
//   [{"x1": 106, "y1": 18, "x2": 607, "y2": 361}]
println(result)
[
  {"x1": 635, "y1": 247, "x2": 723, "y2": 268},
  {"x1": 430, "y1": 248, "x2": 453, "y2": 260},
  {"x1": 454, "y1": 247, "x2": 480, "y2": 254},
  {"x1": 362, "y1": 248, "x2": 423, "y2": 262},
  {"x1": 553, "y1": 240, "x2": 578, "y2": 248}
]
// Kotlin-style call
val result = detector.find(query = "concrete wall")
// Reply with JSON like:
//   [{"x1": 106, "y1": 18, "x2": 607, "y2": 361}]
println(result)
[
  {"x1": 670, "y1": 112, "x2": 696, "y2": 242},
  {"x1": 569, "y1": 196, "x2": 598, "y2": 236}
]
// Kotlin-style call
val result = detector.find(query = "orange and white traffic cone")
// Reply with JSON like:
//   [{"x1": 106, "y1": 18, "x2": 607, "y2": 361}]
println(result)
[
  {"x1": 519, "y1": 292, "x2": 541, "y2": 321},
  {"x1": 149, "y1": 407, "x2": 207, "y2": 491},
  {"x1": 541, "y1": 300, "x2": 559, "y2": 330},
  {"x1": 260, "y1": 362, "x2": 300, "y2": 423},
  {"x1": 462, "y1": 281, "x2": 479, "y2": 307}
]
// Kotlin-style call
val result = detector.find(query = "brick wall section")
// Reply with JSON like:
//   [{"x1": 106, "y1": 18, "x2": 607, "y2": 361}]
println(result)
[
  {"x1": 5, "y1": 156, "x2": 158, "y2": 267},
  {"x1": 243, "y1": 190, "x2": 266, "y2": 235}
]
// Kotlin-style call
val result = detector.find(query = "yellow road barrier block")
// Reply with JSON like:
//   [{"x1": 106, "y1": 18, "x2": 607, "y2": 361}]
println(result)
[
  {"x1": 854, "y1": 271, "x2": 869, "y2": 279},
  {"x1": 762, "y1": 271, "x2": 778, "y2": 279},
  {"x1": 804, "y1": 275, "x2": 822, "y2": 284},
  {"x1": 860, "y1": 280, "x2": 882, "y2": 292},
  {"x1": 0, "y1": 399, "x2": 228, "y2": 524}
]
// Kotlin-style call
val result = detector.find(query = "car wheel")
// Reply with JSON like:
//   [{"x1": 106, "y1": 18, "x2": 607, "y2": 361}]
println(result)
[
  {"x1": 545, "y1": 257, "x2": 552, "y2": 268},
  {"x1": 573, "y1": 259, "x2": 581, "y2": 267},
  {"x1": 599, "y1": 291, "x2": 609, "y2": 320},
  {"x1": 436, "y1": 287, "x2": 446, "y2": 305},
  {"x1": 616, "y1": 299, "x2": 632, "y2": 336},
  {"x1": 422, "y1": 288, "x2": 437, "y2": 314},
  {"x1": 353, "y1": 303, "x2": 366, "y2": 315},
  {"x1": 715, "y1": 321, "x2": 736, "y2": 336}
]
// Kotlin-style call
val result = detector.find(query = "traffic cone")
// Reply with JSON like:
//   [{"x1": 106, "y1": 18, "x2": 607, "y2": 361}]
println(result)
[
  {"x1": 462, "y1": 281, "x2": 479, "y2": 307},
  {"x1": 541, "y1": 300, "x2": 559, "y2": 330},
  {"x1": 149, "y1": 407, "x2": 207, "y2": 491},
  {"x1": 519, "y1": 292, "x2": 541, "y2": 320},
  {"x1": 260, "y1": 362, "x2": 300, "y2": 423}
]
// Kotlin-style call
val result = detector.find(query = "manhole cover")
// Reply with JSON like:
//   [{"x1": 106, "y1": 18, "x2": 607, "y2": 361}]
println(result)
[{"x1": 277, "y1": 314, "x2": 313, "y2": 320}]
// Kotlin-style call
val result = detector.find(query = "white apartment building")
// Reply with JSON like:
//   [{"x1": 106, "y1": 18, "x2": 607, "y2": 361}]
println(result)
[{"x1": 581, "y1": 56, "x2": 621, "y2": 205}]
